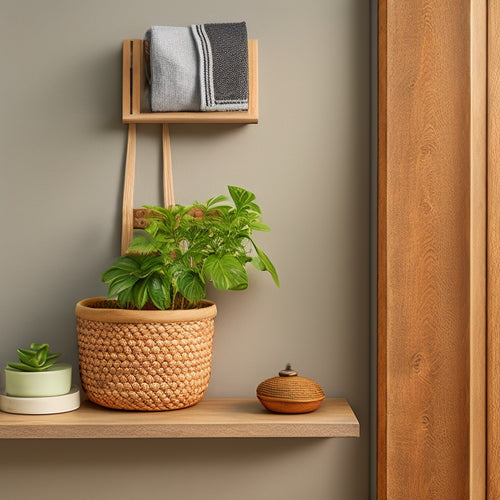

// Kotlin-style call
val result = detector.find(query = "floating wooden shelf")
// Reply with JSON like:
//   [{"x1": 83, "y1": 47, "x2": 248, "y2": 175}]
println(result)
[
  {"x1": 122, "y1": 39, "x2": 259, "y2": 124},
  {"x1": 0, "y1": 398, "x2": 359, "y2": 439}
]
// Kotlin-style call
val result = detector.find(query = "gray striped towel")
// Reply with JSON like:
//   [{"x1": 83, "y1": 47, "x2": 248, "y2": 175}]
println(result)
[{"x1": 191, "y1": 22, "x2": 248, "y2": 111}]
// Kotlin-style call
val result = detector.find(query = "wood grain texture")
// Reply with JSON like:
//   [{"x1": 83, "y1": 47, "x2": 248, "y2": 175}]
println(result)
[
  {"x1": 0, "y1": 398, "x2": 359, "y2": 439},
  {"x1": 379, "y1": 1, "x2": 486, "y2": 498},
  {"x1": 470, "y1": 2, "x2": 487, "y2": 497},
  {"x1": 162, "y1": 124, "x2": 175, "y2": 207},
  {"x1": 121, "y1": 123, "x2": 136, "y2": 255},
  {"x1": 122, "y1": 39, "x2": 258, "y2": 124},
  {"x1": 122, "y1": 40, "x2": 131, "y2": 117},
  {"x1": 488, "y1": 2, "x2": 500, "y2": 498},
  {"x1": 377, "y1": 0, "x2": 388, "y2": 498}
]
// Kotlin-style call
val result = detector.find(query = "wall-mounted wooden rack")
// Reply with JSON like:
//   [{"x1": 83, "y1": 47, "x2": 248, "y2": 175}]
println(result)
[
  {"x1": 0, "y1": 398, "x2": 359, "y2": 439},
  {"x1": 122, "y1": 39, "x2": 259, "y2": 124},
  {"x1": 120, "y1": 38, "x2": 259, "y2": 254}
]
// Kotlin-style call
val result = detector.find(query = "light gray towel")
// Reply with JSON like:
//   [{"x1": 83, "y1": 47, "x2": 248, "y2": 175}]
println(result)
[
  {"x1": 146, "y1": 26, "x2": 200, "y2": 112},
  {"x1": 191, "y1": 22, "x2": 248, "y2": 111}
]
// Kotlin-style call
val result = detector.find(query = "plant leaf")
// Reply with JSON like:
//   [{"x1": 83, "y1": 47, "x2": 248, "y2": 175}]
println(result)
[
  {"x1": 251, "y1": 256, "x2": 266, "y2": 271},
  {"x1": 30, "y1": 343, "x2": 49, "y2": 351},
  {"x1": 206, "y1": 194, "x2": 228, "y2": 209},
  {"x1": 131, "y1": 279, "x2": 149, "y2": 310},
  {"x1": 250, "y1": 221, "x2": 271, "y2": 232},
  {"x1": 127, "y1": 235, "x2": 158, "y2": 255},
  {"x1": 17, "y1": 349, "x2": 38, "y2": 367},
  {"x1": 108, "y1": 274, "x2": 140, "y2": 298},
  {"x1": 117, "y1": 287, "x2": 134, "y2": 308},
  {"x1": 109, "y1": 256, "x2": 141, "y2": 272},
  {"x1": 147, "y1": 275, "x2": 170, "y2": 310},
  {"x1": 254, "y1": 245, "x2": 280, "y2": 287},
  {"x1": 101, "y1": 267, "x2": 127, "y2": 284},
  {"x1": 177, "y1": 271, "x2": 206, "y2": 303},
  {"x1": 34, "y1": 344, "x2": 49, "y2": 366},
  {"x1": 203, "y1": 255, "x2": 248, "y2": 291},
  {"x1": 7, "y1": 362, "x2": 42, "y2": 372},
  {"x1": 228, "y1": 186, "x2": 256, "y2": 211}
]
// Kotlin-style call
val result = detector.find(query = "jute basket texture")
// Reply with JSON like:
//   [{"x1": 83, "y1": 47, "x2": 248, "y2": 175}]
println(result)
[{"x1": 75, "y1": 298, "x2": 217, "y2": 411}]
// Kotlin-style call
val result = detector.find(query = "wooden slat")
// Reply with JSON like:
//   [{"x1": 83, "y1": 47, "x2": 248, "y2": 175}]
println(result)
[
  {"x1": 0, "y1": 399, "x2": 359, "y2": 439},
  {"x1": 487, "y1": 2, "x2": 500, "y2": 498},
  {"x1": 121, "y1": 124, "x2": 136, "y2": 255},
  {"x1": 122, "y1": 39, "x2": 258, "y2": 124},
  {"x1": 162, "y1": 124, "x2": 175, "y2": 207},
  {"x1": 379, "y1": 1, "x2": 486, "y2": 498},
  {"x1": 248, "y1": 39, "x2": 258, "y2": 120},
  {"x1": 122, "y1": 40, "x2": 131, "y2": 118},
  {"x1": 470, "y1": 1, "x2": 487, "y2": 497},
  {"x1": 131, "y1": 40, "x2": 142, "y2": 116},
  {"x1": 377, "y1": 0, "x2": 388, "y2": 496}
]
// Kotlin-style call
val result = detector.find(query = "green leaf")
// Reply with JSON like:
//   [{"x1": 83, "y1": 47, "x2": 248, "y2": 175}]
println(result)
[
  {"x1": 250, "y1": 221, "x2": 271, "y2": 232},
  {"x1": 253, "y1": 244, "x2": 280, "y2": 287},
  {"x1": 40, "y1": 359, "x2": 57, "y2": 370},
  {"x1": 203, "y1": 255, "x2": 249, "y2": 291},
  {"x1": 101, "y1": 267, "x2": 127, "y2": 284},
  {"x1": 34, "y1": 345, "x2": 49, "y2": 366},
  {"x1": 17, "y1": 349, "x2": 38, "y2": 367},
  {"x1": 248, "y1": 202, "x2": 262, "y2": 214},
  {"x1": 251, "y1": 256, "x2": 266, "y2": 271},
  {"x1": 127, "y1": 235, "x2": 158, "y2": 255},
  {"x1": 206, "y1": 194, "x2": 228, "y2": 208},
  {"x1": 7, "y1": 362, "x2": 42, "y2": 372},
  {"x1": 147, "y1": 275, "x2": 170, "y2": 310},
  {"x1": 30, "y1": 343, "x2": 49, "y2": 351},
  {"x1": 137, "y1": 256, "x2": 165, "y2": 278},
  {"x1": 109, "y1": 256, "x2": 141, "y2": 272},
  {"x1": 117, "y1": 287, "x2": 134, "y2": 308},
  {"x1": 177, "y1": 271, "x2": 206, "y2": 302},
  {"x1": 132, "y1": 279, "x2": 149, "y2": 309},
  {"x1": 228, "y1": 186, "x2": 256, "y2": 211},
  {"x1": 108, "y1": 274, "x2": 140, "y2": 298}
]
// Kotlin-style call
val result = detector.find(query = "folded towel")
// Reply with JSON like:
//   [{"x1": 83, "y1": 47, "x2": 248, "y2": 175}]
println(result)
[
  {"x1": 146, "y1": 26, "x2": 200, "y2": 112},
  {"x1": 191, "y1": 22, "x2": 248, "y2": 111}
]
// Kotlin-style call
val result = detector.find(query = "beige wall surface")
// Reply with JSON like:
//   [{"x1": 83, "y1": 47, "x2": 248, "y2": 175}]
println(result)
[{"x1": 0, "y1": 1, "x2": 370, "y2": 499}]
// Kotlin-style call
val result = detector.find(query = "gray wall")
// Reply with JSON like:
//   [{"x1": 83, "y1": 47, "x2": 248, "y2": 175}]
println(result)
[{"x1": 0, "y1": 1, "x2": 370, "y2": 499}]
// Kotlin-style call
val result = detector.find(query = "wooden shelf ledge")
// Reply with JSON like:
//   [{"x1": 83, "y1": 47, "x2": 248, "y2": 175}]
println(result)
[
  {"x1": 123, "y1": 39, "x2": 259, "y2": 124},
  {"x1": 0, "y1": 398, "x2": 359, "y2": 439}
]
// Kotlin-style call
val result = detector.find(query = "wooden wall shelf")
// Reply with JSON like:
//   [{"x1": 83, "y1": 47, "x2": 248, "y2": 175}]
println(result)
[
  {"x1": 122, "y1": 39, "x2": 259, "y2": 124},
  {"x1": 0, "y1": 398, "x2": 359, "y2": 439}
]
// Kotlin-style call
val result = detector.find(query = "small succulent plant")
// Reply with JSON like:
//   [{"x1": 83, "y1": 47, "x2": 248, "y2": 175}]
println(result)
[{"x1": 7, "y1": 343, "x2": 61, "y2": 372}]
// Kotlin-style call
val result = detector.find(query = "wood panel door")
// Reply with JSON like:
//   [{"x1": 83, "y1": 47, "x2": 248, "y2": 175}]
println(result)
[
  {"x1": 378, "y1": 1, "x2": 486, "y2": 498},
  {"x1": 488, "y1": 3, "x2": 500, "y2": 499}
]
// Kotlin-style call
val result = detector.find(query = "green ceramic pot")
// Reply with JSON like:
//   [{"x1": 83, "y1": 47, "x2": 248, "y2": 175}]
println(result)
[{"x1": 5, "y1": 363, "x2": 72, "y2": 397}]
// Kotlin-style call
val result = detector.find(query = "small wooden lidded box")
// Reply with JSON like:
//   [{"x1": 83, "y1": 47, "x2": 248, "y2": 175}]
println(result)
[{"x1": 257, "y1": 365, "x2": 326, "y2": 414}]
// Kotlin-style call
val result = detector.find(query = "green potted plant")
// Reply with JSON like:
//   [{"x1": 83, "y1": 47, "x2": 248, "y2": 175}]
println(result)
[
  {"x1": 4, "y1": 343, "x2": 72, "y2": 397},
  {"x1": 76, "y1": 186, "x2": 279, "y2": 411}
]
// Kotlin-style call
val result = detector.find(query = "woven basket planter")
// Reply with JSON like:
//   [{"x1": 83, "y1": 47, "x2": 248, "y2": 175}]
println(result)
[{"x1": 75, "y1": 298, "x2": 217, "y2": 411}]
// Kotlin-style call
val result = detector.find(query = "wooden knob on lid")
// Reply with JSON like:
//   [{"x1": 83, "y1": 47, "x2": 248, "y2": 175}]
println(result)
[{"x1": 279, "y1": 364, "x2": 297, "y2": 377}]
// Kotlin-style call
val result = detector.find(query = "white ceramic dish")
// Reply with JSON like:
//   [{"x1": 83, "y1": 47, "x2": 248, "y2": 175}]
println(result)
[{"x1": 0, "y1": 386, "x2": 80, "y2": 415}]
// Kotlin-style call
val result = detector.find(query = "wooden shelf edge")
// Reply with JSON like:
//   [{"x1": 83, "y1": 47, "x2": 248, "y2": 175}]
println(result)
[
  {"x1": 122, "y1": 112, "x2": 258, "y2": 124},
  {"x1": 122, "y1": 39, "x2": 259, "y2": 124},
  {"x1": 0, "y1": 398, "x2": 359, "y2": 439}
]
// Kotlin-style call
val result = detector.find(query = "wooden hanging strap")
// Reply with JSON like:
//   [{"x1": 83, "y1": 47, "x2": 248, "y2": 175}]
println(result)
[
  {"x1": 162, "y1": 124, "x2": 175, "y2": 207},
  {"x1": 121, "y1": 124, "x2": 175, "y2": 255}
]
